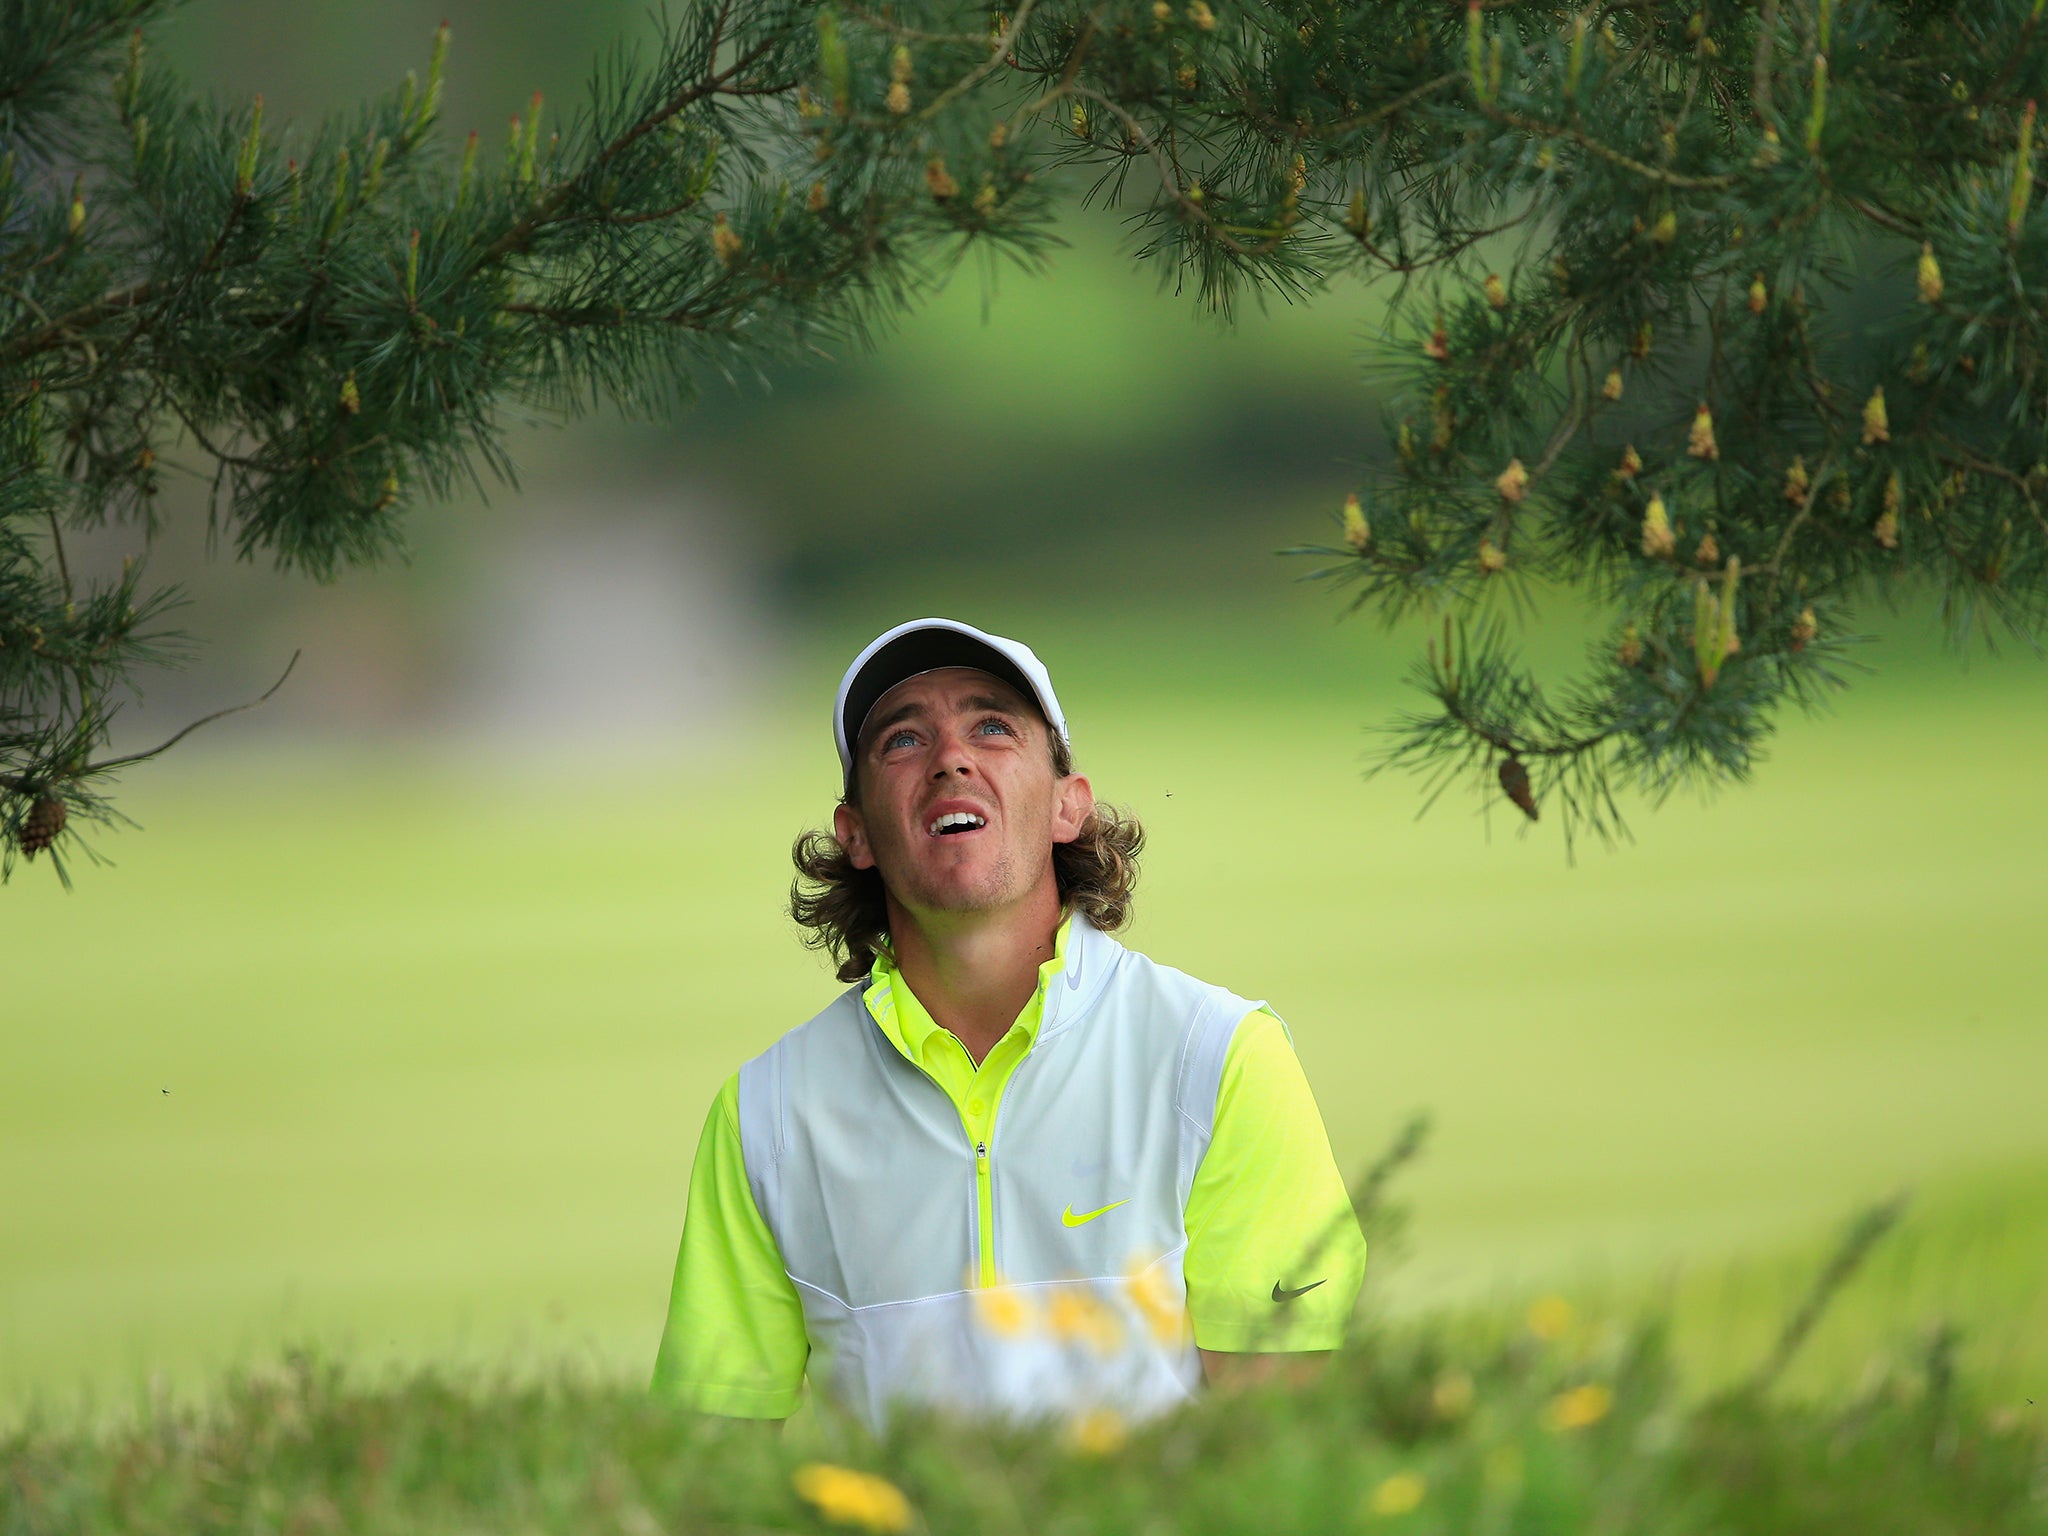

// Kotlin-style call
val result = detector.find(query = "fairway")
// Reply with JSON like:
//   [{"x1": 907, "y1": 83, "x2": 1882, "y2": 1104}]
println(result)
[{"x1": 4, "y1": 606, "x2": 2045, "y2": 1414}]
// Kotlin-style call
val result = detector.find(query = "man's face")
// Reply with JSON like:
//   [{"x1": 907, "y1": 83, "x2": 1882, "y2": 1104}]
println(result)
[{"x1": 834, "y1": 667, "x2": 1092, "y2": 920}]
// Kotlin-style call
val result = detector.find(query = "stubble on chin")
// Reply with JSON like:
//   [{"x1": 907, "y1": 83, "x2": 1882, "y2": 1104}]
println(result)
[{"x1": 890, "y1": 843, "x2": 1018, "y2": 916}]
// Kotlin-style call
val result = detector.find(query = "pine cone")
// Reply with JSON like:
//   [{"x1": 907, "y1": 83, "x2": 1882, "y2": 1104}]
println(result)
[
  {"x1": 20, "y1": 795, "x2": 65, "y2": 857},
  {"x1": 1498, "y1": 757, "x2": 1538, "y2": 821}
]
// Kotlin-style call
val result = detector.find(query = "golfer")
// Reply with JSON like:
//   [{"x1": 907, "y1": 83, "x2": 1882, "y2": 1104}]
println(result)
[{"x1": 653, "y1": 618, "x2": 1365, "y2": 1426}]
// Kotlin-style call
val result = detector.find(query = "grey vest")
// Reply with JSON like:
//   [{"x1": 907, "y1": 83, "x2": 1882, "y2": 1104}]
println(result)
[{"x1": 736, "y1": 916, "x2": 1259, "y2": 1427}]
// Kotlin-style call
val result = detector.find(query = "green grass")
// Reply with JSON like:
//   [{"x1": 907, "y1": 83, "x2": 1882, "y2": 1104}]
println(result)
[
  {"x1": 4, "y1": 602, "x2": 2047, "y2": 1417},
  {"x1": 6, "y1": 1313, "x2": 2044, "y2": 1536}
]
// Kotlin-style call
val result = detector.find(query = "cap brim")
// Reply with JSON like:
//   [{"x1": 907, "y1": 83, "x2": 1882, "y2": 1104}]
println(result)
[{"x1": 841, "y1": 630, "x2": 1042, "y2": 779}]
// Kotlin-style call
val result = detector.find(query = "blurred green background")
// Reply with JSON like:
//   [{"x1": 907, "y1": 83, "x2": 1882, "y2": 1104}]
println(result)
[{"x1": 4, "y1": 0, "x2": 2045, "y2": 1418}]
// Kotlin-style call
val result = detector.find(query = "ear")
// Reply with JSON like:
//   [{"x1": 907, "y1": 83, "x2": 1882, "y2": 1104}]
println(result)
[
  {"x1": 833, "y1": 801, "x2": 877, "y2": 871},
  {"x1": 1049, "y1": 771, "x2": 1093, "y2": 845}
]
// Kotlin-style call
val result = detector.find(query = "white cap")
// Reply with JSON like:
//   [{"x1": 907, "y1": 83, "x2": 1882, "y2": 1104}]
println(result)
[{"x1": 834, "y1": 618, "x2": 1069, "y2": 793}]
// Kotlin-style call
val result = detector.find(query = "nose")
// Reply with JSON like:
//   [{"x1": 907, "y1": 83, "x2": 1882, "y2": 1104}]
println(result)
[{"x1": 929, "y1": 729, "x2": 976, "y2": 780}]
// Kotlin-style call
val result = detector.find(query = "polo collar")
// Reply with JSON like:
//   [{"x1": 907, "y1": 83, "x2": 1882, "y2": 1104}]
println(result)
[{"x1": 864, "y1": 912, "x2": 1076, "y2": 1065}]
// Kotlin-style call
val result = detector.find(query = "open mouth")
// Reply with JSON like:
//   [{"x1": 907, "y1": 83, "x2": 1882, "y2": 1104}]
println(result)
[{"x1": 927, "y1": 811, "x2": 987, "y2": 837}]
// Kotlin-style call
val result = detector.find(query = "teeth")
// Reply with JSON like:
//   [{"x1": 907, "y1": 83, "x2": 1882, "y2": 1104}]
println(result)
[{"x1": 928, "y1": 811, "x2": 987, "y2": 835}]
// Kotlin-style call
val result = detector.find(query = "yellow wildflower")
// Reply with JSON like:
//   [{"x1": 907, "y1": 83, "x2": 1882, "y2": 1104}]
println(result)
[
  {"x1": 1065, "y1": 1408, "x2": 1128, "y2": 1456},
  {"x1": 1543, "y1": 1382, "x2": 1614, "y2": 1431},
  {"x1": 791, "y1": 1465, "x2": 914, "y2": 1534},
  {"x1": 970, "y1": 1284, "x2": 1036, "y2": 1338},
  {"x1": 1124, "y1": 1257, "x2": 1188, "y2": 1345},
  {"x1": 1862, "y1": 385, "x2": 1890, "y2": 445},
  {"x1": 1368, "y1": 1472, "x2": 1427, "y2": 1516},
  {"x1": 1045, "y1": 1289, "x2": 1124, "y2": 1353},
  {"x1": 1432, "y1": 1370, "x2": 1475, "y2": 1419},
  {"x1": 1527, "y1": 1294, "x2": 1574, "y2": 1340}
]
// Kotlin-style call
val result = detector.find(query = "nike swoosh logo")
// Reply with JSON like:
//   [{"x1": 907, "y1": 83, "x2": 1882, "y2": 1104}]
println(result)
[
  {"x1": 1061, "y1": 1199, "x2": 1130, "y2": 1227},
  {"x1": 1271, "y1": 1278, "x2": 1328, "y2": 1302}
]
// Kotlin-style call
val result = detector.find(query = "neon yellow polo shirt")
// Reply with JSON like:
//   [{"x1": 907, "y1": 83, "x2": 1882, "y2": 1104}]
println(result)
[{"x1": 652, "y1": 919, "x2": 1365, "y2": 1418}]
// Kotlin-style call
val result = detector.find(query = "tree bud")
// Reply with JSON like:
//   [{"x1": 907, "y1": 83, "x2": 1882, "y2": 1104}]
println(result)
[
  {"x1": 1602, "y1": 367, "x2": 1623, "y2": 402},
  {"x1": 1641, "y1": 493, "x2": 1675, "y2": 557},
  {"x1": 1917, "y1": 242, "x2": 1943, "y2": 303},
  {"x1": 1687, "y1": 403, "x2": 1719, "y2": 461},
  {"x1": 712, "y1": 212, "x2": 742, "y2": 264},
  {"x1": 1342, "y1": 493, "x2": 1371, "y2": 550},
  {"x1": 1495, "y1": 458, "x2": 1530, "y2": 503},
  {"x1": 1861, "y1": 386, "x2": 1890, "y2": 445},
  {"x1": 1784, "y1": 456, "x2": 1810, "y2": 505}
]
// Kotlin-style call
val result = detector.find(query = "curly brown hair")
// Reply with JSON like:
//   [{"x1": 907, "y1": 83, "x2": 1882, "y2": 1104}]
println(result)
[{"x1": 789, "y1": 734, "x2": 1143, "y2": 983}]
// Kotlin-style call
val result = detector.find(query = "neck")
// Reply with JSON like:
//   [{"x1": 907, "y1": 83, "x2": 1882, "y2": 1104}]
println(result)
[{"x1": 884, "y1": 881, "x2": 1062, "y2": 1065}]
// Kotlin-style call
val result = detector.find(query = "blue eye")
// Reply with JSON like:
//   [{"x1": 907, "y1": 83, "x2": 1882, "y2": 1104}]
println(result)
[
  {"x1": 884, "y1": 730, "x2": 917, "y2": 750},
  {"x1": 976, "y1": 719, "x2": 1014, "y2": 736}
]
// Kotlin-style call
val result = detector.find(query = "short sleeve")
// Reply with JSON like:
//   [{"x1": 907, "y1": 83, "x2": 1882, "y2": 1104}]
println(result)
[
  {"x1": 1182, "y1": 1009, "x2": 1367, "y2": 1353},
  {"x1": 650, "y1": 1074, "x2": 810, "y2": 1417}
]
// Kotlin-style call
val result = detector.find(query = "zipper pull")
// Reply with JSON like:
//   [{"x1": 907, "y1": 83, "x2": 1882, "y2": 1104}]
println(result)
[{"x1": 976, "y1": 1141, "x2": 988, "y2": 1164}]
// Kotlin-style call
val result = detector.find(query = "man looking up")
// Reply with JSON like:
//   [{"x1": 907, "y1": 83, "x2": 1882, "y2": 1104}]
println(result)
[{"x1": 653, "y1": 618, "x2": 1365, "y2": 1427}]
